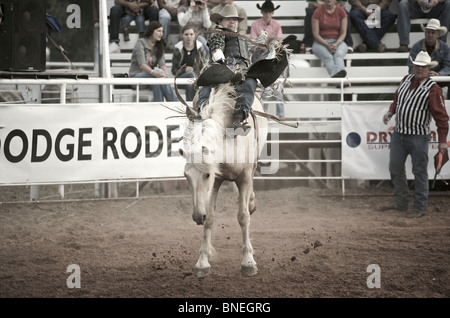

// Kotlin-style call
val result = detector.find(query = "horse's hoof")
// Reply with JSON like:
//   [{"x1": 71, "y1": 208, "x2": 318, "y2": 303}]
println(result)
[
  {"x1": 194, "y1": 267, "x2": 211, "y2": 278},
  {"x1": 241, "y1": 265, "x2": 258, "y2": 277}
]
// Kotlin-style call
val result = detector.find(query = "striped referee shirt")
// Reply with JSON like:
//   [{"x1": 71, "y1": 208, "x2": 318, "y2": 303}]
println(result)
[{"x1": 388, "y1": 74, "x2": 449, "y2": 143}]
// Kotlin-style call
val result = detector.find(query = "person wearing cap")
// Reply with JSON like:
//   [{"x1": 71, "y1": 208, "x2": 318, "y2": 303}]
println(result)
[
  {"x1": 381, "y1": 51, "x2": 449, "y2": 218},
  {"x1": 250, "y1": 0, "x2": 283, "y2": 41},
  {"x1": 408, "y1": 19, "x2": 450, "y2": 98},
  {"x1": 396, "y1": 0, "x2": 450, "y2": 52},
  {"x1": 209, "y1": 0, "x2": 248, "y2": 35},
  {"x1": 195, "y1": 4, "x2": 268, "y2": 135},
  {"x1": 348, "y1": 0, "x2": 395, "y2": 53}
]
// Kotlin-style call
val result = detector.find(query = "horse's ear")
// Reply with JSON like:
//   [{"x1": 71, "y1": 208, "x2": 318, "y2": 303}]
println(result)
[{"x1": 202, "y1": 146, "x2": 209, "y2": 156}]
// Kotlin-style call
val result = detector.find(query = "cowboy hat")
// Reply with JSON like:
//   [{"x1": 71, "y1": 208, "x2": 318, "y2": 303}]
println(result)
[
  {"x1": 410, "y1": 51, "x2": 439, "y2": 67},
  {"x1": 256, "y1": 0, "x2": 280, "y2": 12},
  {"x1": 421, "y1": 18, "x2": 448, "y2": 37},
  {"x1": 210, "y1": 4, "x2": 244, "y2": 24}
]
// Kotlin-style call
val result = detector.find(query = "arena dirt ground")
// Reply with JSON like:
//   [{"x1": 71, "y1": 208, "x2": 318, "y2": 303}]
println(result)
[{"x1": 0, "y1": 182, "x2": 449, "y2": 302}]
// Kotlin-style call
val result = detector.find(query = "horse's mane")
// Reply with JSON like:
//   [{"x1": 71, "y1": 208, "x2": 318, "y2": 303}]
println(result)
[{"x1": 182, "y1": 83, "x2": 236, "y2": 175}]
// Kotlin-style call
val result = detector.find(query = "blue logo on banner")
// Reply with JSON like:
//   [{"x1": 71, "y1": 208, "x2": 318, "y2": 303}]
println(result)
[{"x1": 346, "y1": 132, "x2": 361, "y2": 148}]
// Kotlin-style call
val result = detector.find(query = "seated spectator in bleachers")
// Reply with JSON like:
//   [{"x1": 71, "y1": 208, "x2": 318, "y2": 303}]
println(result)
[
  {"x1": 349, "y1": 0, "x2": 395, "y2": 53},
  {"x1": 210, "y1": 0, "x2": 248, "y2": 35},
  {"x1": 171, "y1": 25, "x2": 209, "y2": 101},
  {"x1": 177, "y1": 0, "x2": 211, "y2": 55},
  {"x1": 312, "y1": 0, "x2": 348, "y2": 78},
  {"x1": 250, "y1": 0, "x2": 283, "y2": 41},
  {"x1": 157, "y1": 0, "x2": 185, "y2": 45},
  {"x1": 408, "y1": 19, "x2": 450, "y2": 98},
  {"x1": 206, "y1": 0, "x2": 221, "y2": 9},
  {"x1": 129, "y1": 21, "x2": 179, "y2": 102},
  {"x1": 304, "y1": 0, "x2": 354, "y2": 53},
  {"x1": 109, "y1": 0, "x2": 159, "y2": 53},
  {"x1": 397, "y1": 0, "x2": 450, "y2": 52},
  {"x1": 121, "y1": 0, "x2": 150, "y2": 41}
]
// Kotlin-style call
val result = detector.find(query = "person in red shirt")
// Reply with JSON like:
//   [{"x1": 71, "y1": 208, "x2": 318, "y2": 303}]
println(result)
[
  {"x1": 311, "y1": 0, "x2": 348, "y2": 78},
  {"x1": 381, "y1": 51, "x2": 449, "y2": 218}
]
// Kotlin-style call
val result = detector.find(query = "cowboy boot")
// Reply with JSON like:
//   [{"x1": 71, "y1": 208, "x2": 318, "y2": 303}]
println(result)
[{"x1": 232, "y1": 108, "x2": 251, "y2": 136}]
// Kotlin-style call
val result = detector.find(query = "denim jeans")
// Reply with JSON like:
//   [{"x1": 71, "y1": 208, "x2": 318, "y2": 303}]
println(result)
[
  {"x1": 176, "y1": 71, "x2": 196, "y2": 101},
  {"x1": 312, "y1": 39, "x2": 347, "y2": 77},
  {"x1": 349, "y1": 9, "x2": 395, "y2": 50},
  {"x1": 303, "y1": 8, "x2": 353, "y2": 48},
  {"x1": 389, "y1": 131, "x2": 430, "y2": 212},
  {"x1": 197, "y1": 77, "x2": 257, "y2": 119},
  {"x1": 397, "y1": 0, "x2": 450, "y2": 45},
  {"x1": 159, "y1": 9, "x2": 177, "y2": 44},
  {"x1": 121, "y1": 14, "x2": 146, "y2": 34},
  {"x1": 262, "y1": 83, "x2": 284, "y2": 117},
  {"x1": 109, "y1": 5, "x2": 159, "y2": 42},
  {"x1": 131, "y1": 72, "x2": 178, "y2": 102}
]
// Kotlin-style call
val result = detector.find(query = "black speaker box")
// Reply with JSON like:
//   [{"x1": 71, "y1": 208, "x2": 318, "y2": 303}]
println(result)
[{"x1": 0, "y1": 0, "x2": 46, "y2": 71}]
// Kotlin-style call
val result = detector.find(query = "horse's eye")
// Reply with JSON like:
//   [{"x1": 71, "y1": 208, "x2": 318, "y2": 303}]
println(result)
[{"x1": 205, "y1": 173, "x2": 210, "y2": 179}]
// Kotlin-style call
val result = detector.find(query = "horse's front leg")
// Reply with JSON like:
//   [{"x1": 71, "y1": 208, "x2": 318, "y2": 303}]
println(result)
[
  {"x1": 194, "y1": 179, "x2": 222, "y2": 278},
  {"x1": 236, "y1": 177, "x2": 258, "y2": 276}
]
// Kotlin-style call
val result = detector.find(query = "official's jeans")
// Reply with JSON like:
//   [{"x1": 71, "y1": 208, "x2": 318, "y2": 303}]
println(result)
[
  {"x1": 121, "y1": 14, "x2": 146, "y2": 34},
  {"x1": 349, "y1": 9, "x2": 395, "y2": 50},
  {"x1": 131, "y1": 72, "x2": 178, "y2": 102},
  {"x1": 177, "y1": 71, "x2": 196, "y2": 101},
  {"x1": 397, "y1": 0, "x2": 450, "y2": 45},
  {"x1": 312, "y1": 39, "x2": 347, "y2": 77},
  {"x1": 389, "y1": 131, "x2": 430, "y2": 212}
]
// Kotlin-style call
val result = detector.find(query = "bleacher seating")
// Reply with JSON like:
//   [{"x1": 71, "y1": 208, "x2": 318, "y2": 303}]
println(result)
[{"x1": 107, "y1": 0, "x2": 449, "y2": 102}]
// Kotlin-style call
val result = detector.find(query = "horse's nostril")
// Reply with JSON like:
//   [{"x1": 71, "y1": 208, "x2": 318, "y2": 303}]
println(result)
[{"x1": 202, "y1": 215, "x2": 206, "y2": 223}]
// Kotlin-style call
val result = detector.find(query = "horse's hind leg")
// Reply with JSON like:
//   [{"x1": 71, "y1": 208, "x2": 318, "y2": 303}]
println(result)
[
  {"x1": 194, "y1": 179, "x2": 222, "y2": 278},
  {"x1": 236, "y1": 178, "x2": 258, "y2": 276}
]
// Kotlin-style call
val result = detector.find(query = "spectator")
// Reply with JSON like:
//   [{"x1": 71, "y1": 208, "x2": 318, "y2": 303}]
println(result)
[
  {"x1": 312, "y1": 0, "x2": 348, "y2": 78},
  {"x1": 120, "y1": 0, "x2": 150, "y2": 41},
  {"x1": 250, "y1": 0, "x2": 283, "y2": 41},
  {"x1": 381, "y1": 51, "x2": 449, "y2": 218},
  {"x1": 109, "y1": 0, "x2": 159, "y2": 53},
  {"x1": 210, "y1": 0, "x2": 248, "y2": 35},
  {"x1": 408, "y1": 19, "x2": 450, "y2": 99},
  {"x1": 129, "y1": 21, "x2": 178, "y2": 102},
  {"x1": 397, "y1": 0, "x2": 450, "y2": 52},
  {"x1": 177, "y1": 0, "x2": 211, "y2": 55},
  {"x1": 157, "y1": 0, "x2": 185, "y2": 45},
  {"x1": 304, "y1": 0, "x2": 354, "y2": 53},
  {"x1": 172, "y1": 25, "x2": 208, "y2": 101},
  {"x1": 349, "y1": 0, "x2": 395, "y2": 52},
  {"x1": 196, "y1": 4, "x2": 268, "y2": 135},
  {"x1": 261, "y1": 36, "x2": 287, "y2": 119}
]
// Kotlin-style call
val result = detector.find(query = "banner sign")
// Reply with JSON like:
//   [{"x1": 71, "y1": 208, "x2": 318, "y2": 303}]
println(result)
[
  {"x1": 342, "y1": 103, "x2": 450, "y2": 180},
  {"x1": 0, "y1": 103, "x2": 187, "y2": 184}
]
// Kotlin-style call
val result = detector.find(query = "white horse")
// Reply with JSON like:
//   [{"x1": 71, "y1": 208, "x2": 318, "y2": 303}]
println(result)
[{"x1": 179, "y1": 83, "x2": 268, "y2": 278}]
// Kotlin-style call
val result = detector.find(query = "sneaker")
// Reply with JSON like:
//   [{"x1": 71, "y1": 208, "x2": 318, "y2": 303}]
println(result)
[
  {"x1": 332, "y1": 70, "x2": 347, "y2": 78},
  {"x1": 408, "y1": 210, "x2": 426, "y2": 218},
  {"x1": 305, "y1": 47, "x2": 312, "y2": 53},
  {"x1": 397, "y1": 45, "x2": 409, "y2": 52},
  {"x1": 123, "y1": 28, "x2": 130, "y2": 42},
  {"x1": 356, "y1": 43, "x2": 367, "y2": 53},
  {"x1": 379, "y1": 205, "x2": 408, "y2": 212},
  {"x1": 109, "y1": 41, "x2": 121, "y2": 54},
  {"x1": 377, "y1": 43, "x2": 386, "y2": 53},
  {"x1": 347, "y1": 47, "x2": 354, "y2": 53}
]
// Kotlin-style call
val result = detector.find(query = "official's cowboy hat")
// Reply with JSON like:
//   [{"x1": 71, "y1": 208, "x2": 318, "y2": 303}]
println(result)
[
  {"x1": 210, "y1": 4, "x2": 244, "y2": 24},
  {"x1": 421, "y1": 18, "x2": 448, "y2": 37},
  {"x1": 256, "y1": 0, "x2": 280, "y2": 12},
  {"x1": 410, "y1": 51, "x2": 439, "y2": 67}
]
